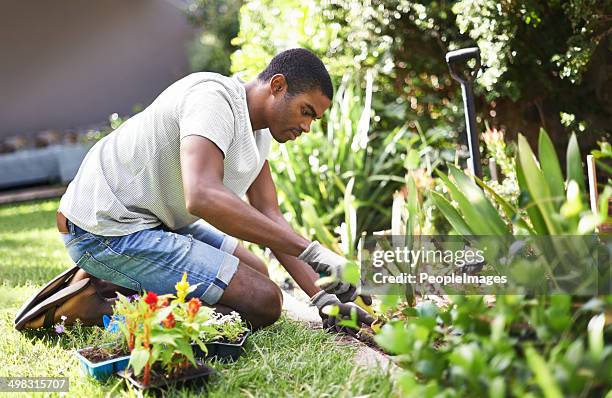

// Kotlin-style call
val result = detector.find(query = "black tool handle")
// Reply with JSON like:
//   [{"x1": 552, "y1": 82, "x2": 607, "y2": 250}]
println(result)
[
  {"x1": 446, "y1": 47, "x2": 481, "y2": 85},
  {"x1": 446, "y1": 47, "x2": 483, "y2": 178}
]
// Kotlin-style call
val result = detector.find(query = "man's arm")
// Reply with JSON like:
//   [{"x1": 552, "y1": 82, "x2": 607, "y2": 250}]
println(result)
[
  {"x1": 246, "y1": 160, "x2": 321, "y2": 297},
  {"x1": 180, "y1": 135, "x2": 310, "y2": 256},
  {"x1": 246, "y1": 163, "x2": 374, "y2": 331}
]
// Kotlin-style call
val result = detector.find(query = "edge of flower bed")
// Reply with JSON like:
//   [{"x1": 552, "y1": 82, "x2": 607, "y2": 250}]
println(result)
[{"x1": 280, "y1": 290, "x2": 396, "y2": 371}]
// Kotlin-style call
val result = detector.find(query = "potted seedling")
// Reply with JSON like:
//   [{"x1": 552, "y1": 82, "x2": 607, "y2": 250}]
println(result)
[
  {"x1": 114, "y1": 273, "x2": 216, "y2": 390},
  {"x1": 72, "y1": 311, "x2": 134, "y2": 381},
  {"x1": 195, "y1": 311, "x2": 250, "y2": 361},
  {"x1": 75, "y1": 340, "x2": 131, "y2": 381}
]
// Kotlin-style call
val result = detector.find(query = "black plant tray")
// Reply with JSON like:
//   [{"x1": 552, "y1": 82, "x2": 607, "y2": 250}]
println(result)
[
  {"x1": 119, "y1": 359, "x2": 214, "y2": 390},
  {"x1": 193, "y1": 330, "x2": 251, "y2": 362}
]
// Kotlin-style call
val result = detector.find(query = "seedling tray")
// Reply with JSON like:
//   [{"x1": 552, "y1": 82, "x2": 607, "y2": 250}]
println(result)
[
  {"x1": 119, "y1": 359, "x2": 214, "y2": 390},
  {"x1": 75, "y1": 344, "x2": 130, "y2": 381},
  {"x1": 193, "y1": 330, "x2": 251, "y2": 362}
]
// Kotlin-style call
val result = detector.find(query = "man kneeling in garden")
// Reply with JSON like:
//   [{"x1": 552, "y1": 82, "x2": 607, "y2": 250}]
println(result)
[{"x1": 53, "y1": 48, "x2": 373, "y2": 332}]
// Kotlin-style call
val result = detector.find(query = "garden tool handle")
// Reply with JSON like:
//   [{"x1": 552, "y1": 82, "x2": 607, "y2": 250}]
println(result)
[
  {"x1": 445, "y1": 46, "x2": 483, "y2": 178},
  {"x1": 445, "y1": 47, "x2": 481, "y2": 84}
]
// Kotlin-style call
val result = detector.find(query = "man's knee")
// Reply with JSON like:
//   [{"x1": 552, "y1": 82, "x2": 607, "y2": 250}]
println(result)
[
  {"x1": 256, "y1": 279, "x2": 282, "y2": 328},
  {"x1": 218, "y1": 264, "x2": 281, "y2": 329}
]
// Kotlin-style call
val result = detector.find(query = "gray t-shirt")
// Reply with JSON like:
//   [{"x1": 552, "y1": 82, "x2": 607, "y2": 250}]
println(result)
[{"x1": 60, "y1": 72, "x2": 272, "y2": 236}]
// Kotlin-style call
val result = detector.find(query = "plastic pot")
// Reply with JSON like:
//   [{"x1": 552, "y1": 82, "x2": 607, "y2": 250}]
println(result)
[
  {"x1": 193, "y1": 330, "x2": 251, "y2": 362},
  {"x1": 75, "y1": 344, "x2": 130, "y2": 381}
]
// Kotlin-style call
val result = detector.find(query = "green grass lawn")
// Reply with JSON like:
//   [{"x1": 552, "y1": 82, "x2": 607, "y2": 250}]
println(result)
[{"x1": 0, "y1": 199, "x2": 394, "y2": 397}]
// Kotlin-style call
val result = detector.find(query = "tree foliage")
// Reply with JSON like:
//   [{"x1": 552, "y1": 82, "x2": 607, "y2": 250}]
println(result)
[
  {"x1": 185, "y1": 0, "x2": 243, "y2": 75},
  {"x1": 230, "y1": 0, "x2": 611, "y2": 153}
]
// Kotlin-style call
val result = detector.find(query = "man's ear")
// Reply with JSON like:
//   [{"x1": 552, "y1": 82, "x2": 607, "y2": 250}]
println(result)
[{"x1": 270, "y1": 74, "x2": 287, "y2": 95}]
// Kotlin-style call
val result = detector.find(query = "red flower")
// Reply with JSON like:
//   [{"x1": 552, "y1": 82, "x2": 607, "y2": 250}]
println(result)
[
  {"x1": 187, "y1": 298, "x2": 202, "y2": 318},
  {"x1": 158, "y1": 297, "x2": 169, "y2": 308},
  {"x1": 144, "y1": 292, "x2": 158, "y2": 310},
  {"x1": 162, "y1": 312, "x2": 176, "y2": 328}
]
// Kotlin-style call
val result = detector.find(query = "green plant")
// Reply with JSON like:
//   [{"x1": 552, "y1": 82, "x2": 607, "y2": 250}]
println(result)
[
  {"x1": 200, "y1": 311, "x2": 249, "y2": 343},
  {"x1": 113, "y1": 273, "x2": 218, "y2": 386},
  {"x1": 185, "y1": 0, "x2": 242, "y2": 74},
  {"x1": 372, "y1": 129, "x2": 612, "y2": 395},
  {"x1": 433, "y1": 129, "x2": 611, "y2": 237},
  {"x1": 427, "y1": 129, "x2": 611, "y2": 297},
  {"x1": 375, "y1": 295, "x2": 612, "y2": 397}
]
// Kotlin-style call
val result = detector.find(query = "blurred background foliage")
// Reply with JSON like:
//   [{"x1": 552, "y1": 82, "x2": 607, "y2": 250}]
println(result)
[
  {"x1": 185, "y1": 0, "x2": 611, "y2": 240},
  {"x1": 187, "y1": 0, "x2": 611, "y2": 152},
  {"x1": 185, "y1": 0, "x2": 243, "y2": 74}
]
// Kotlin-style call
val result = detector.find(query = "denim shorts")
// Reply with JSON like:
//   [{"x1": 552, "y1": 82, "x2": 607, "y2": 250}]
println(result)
[{"x1": 59, "y1": 219, "x2": 239, "y2": 305}]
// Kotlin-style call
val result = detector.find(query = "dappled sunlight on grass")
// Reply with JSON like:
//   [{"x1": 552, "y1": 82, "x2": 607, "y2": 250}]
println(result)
[
  {"x1": 0, "y1": 200, "x2": 394, "y2": 397},
  {"x1": 0, "y1": 199, "x2": 72, "y2": 286}
]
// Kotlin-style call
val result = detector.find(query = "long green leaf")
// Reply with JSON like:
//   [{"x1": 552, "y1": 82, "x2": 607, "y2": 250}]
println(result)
[
  {"x1": 566, "y1": 133, "x2": 586, "y2": 192},
  {"x1": 300, "y1": 200, "x2": 340, "y2": 252},
  {"x1": 525, "y1": 346, "x2": 563, "y2": 398},
  {"x1": 518, "y1": 134, "x2": 561, "y2": 234},
  {"x1": 373, "y1": 124, "x2": 408, "y2": 172},
  {"x1": 405, "y1": 175, "x2": 420, "y2": 235},
  {"x1": 538, "y1": 128, "x2": 565, "y2": 207},
  {"x1": 436, "y1": 171, "x2": 491, "y2": 234},
  {"x1": 431, "y1": 191, "x2": 474, "y2": 236},
  {"x1": 474, "y1": 176, "x2": 536, "y2": 234},
  {"x1": 516, "y1": 157, "x2": 549, "y2": 234},
  {"x1": 449, "y1": 166, "x2": 509, "y2": 235}
]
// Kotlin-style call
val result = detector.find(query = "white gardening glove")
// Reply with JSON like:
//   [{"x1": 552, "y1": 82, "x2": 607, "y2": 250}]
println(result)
[{"x1": 298, "y1": 241, "x2": 357, "y2": 302}]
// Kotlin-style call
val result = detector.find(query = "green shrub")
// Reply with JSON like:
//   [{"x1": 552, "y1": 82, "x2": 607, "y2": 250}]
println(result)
[
  {"x1": 185, "y1": 0, "x2": 242, "y2": 75},
  {"x1": 372, "y1": 129, "x2": 612, "y2": 396},
  {"x1": 433, "y1": 129, "x2": 611, "y2": 236},
  {"x1": 375, "y1": 295, "x2": 612, "y2": 397}
]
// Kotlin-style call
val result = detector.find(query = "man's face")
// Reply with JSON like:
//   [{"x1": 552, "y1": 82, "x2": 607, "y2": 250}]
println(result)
[{"x1": 265, "y1": 76, "x2": 331, "y2": 143}]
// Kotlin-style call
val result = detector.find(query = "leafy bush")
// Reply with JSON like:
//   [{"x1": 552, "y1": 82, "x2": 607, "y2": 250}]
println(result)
[
  {"x1": 432, "y1": 129, "x2": 611, "y2": 236},
  {"x1": 371, "y1": 129, "x2": 612, "y2": 395},
  {"x1": 375, "y1": 295, "x2": 612, "y2": 397},
  {"x1": 231, "y1": 0, "x2": 610, "y2": 158},
  {"x1": 185, "y1": 0, "x2": 243, "y2": 75}
]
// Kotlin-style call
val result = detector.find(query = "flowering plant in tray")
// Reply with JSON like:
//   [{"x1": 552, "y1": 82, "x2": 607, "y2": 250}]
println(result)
[{"x1": 113, "y1": 273, "x2": 220, "y2": 387}]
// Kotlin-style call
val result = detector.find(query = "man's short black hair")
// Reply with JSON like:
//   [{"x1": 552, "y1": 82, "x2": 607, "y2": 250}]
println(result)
[{"x1": 258, "y1": 48, "x2": 333, "y2": 101}]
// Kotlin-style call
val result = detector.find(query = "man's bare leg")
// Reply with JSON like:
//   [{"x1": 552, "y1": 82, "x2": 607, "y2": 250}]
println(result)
[
  {"x1": 232, "y1": 244, "x2": 269, "y2": 277},
  {"x1": 215, "y1": 262, "x2": 282, "y2": 330},
  {"x1": 208, "y1": 242, "x2": 280, "y2": 329}
]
